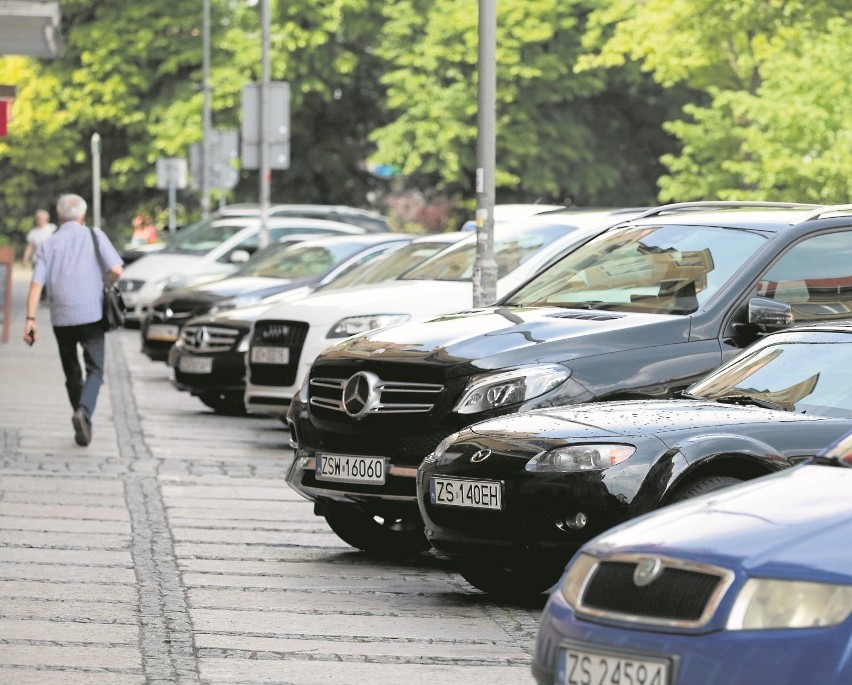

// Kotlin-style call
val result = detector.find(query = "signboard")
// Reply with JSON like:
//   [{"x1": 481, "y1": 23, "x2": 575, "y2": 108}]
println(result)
[
  {"x1": 156, "y1": 157, "x2": 188, "y2": 190},
  {"x1": 189, "y1": 129, "x2": 240, "y2": 190},
  {"x1": 241, "y1": 82, "x2": 290, "y2": 170}
]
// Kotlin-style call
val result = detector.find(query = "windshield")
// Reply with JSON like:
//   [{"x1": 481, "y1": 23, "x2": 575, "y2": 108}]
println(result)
[
  {"x1": 503, "y1": 225, "x2": 765, "y2": 314},
  {"x1": 401, "y1": 224, "x2": 570, "y2": 282},
  {"x1": 239, "y1": 242, "x2": 367, "y2": 279},
  {"x1": 317, "y1": 241, "x2": 452, "y2": 291},
  {"x1": 688, "y1": 339, "x2": 852, "y2": 418},
  {"x1": 162, "y1": 218, "x2": 250, "y2": 256}
]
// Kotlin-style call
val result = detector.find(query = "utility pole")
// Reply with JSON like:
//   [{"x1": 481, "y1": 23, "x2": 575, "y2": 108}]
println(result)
[
  {"x1": 472, "y1": 0, "x2": 497, "y2": 307},
  {"x1": 91, "y1": 133, "x2": 101, "y2": 229},
  {"x1": 201, "y1": 0, "x2": 212, "y2": 218},
  {"x1": 258, "y1": 0, "x2": 271, "y2": 249}
]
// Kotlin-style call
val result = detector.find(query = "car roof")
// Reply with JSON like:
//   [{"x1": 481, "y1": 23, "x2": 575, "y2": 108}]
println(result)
[
  {"x1": 276, "y1": 232, "x2": 411, "y2": 249},
  {"x1": 627, "y1": 202, "x2": 852, "y2": 233},
  {"x1": 208, "y1": 216, "x2": 368, "y2": 233}
]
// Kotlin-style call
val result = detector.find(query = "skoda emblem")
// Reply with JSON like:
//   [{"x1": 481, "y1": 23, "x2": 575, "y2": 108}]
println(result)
[
  {"x1": 633, "y1": 557, "x2": 663, "y2": 587},
  {"x1": 342, "y1": 371, "x2": 381, "y2": 418},
  {"x1": 470, "y1": 449, "x2": 492, "y2": 463}
]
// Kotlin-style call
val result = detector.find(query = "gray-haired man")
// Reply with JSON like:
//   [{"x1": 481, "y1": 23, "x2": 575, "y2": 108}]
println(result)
[{"x1": 23, "y1": 194, "x2": 124, "y2": 446}]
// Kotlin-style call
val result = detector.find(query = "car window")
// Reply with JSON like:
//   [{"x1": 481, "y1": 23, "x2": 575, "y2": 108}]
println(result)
[
  {"x1": 401, "y1": 224, "x2": 570, "y2": 282},
  {"x1": 688, "y1": 339, "x2": 852, "y2": 418},
  {"x1": 756, "y1": 231, "x2": 852, "y2": 322},
  {"x1": 240, "y1": 242, "x2": 370, "y2": 279},
  {"x1": 162, "y1": 219, "x2": 247, "y2": 256},
  {"x1": 504, "y1": 225, "x2": 766, "y2": 315}
]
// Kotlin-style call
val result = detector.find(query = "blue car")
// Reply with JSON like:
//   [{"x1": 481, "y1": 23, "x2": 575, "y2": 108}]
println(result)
[{"x1": 533, "y1": 432, "x2": 852, "y2": 685}]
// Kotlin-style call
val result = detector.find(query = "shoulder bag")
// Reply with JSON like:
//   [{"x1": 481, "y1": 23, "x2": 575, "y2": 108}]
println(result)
[{"x1": 88, "y1": 226, "x2": 125, "y2": 332}]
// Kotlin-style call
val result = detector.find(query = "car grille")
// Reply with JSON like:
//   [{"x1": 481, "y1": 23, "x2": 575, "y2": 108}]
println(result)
[
  {"x1": 577, "y1": 554, "x2": 734, "y2": 628},
  {"x1": 248, "y1": 320, "x2": 308, "y2": 387},
  {"x1": 309, "y1": 368, "x2": 444, "y2": 417},
  {"x1": 152, "y1": 298, "x2": 211, "y2": 321},
  {"x1": 180, "y1": 325, "x2": 241, "y2": 353},
  {"x1": 117, "y1": 279, "x2": 144, "y2": 293}
]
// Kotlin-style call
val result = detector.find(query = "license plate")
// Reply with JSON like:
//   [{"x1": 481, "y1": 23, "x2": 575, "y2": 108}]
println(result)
[
  {"x1": 430, "y1": 477, "x2": 502, "y2": 510},
  {"x1": 251, "y1": 346, "x2": 290, "y2": 364},
  {"x1": 178, "y1": 356, "x2": 213, "y2": 374},
  {"x1": 315, "y1": 453, "x2": 387, "y2": 484},
  {"x1": 557, "y1": 643, "x2": 670, "y2": 685},
  {"x1": 146, "y1": 323, "x2": 179, "y2": 341}
]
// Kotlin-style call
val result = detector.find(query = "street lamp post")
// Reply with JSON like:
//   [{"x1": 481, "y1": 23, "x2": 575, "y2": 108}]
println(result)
[{"x1": 201, "y1": 0, "x2": 212, "y2": 219}]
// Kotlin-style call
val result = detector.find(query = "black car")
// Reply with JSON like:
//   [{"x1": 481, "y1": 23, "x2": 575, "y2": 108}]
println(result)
[
  {"x1": 417, "y1": 324, "x2": 852, "y2": 596},
  {"x1": 168, "y1": 234, "x2": 466, "y2": 415},
  {"x1": 285, "y1": 202, "x2": 852, "y2": 558},
  {"x1": 141, "y1": 233, "x2": 411, "y2": 361}
]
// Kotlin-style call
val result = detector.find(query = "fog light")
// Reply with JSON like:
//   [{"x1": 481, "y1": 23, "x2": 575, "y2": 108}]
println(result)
[{"x1": 564, "y1": 513, "x2": 588, "y2": 530}]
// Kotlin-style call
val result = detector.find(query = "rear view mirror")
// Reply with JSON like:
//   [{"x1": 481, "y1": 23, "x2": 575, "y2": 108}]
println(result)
[
  {"x1": 229, "y1": 249, "x2": 251, "y2": 264},
  {"x1": 748, "y1": 297, "x2": 794, "y2": 330}
]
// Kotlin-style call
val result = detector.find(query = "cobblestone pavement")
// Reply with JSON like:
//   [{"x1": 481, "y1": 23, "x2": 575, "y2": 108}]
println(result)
[{"x1": 0, "y1": 267, "x2": 542, "y2": 684}]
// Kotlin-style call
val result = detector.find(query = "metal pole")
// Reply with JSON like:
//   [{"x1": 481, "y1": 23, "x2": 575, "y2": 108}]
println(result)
[
  {"x1": 90, "y1": 133, "x2": 101, "y2": 229},
  {"x1": 258, "y1": 0, "x2": 271, "y2": 249},
  {"x1": 201, "y1": 0, "x2": 212, "y2": 218},
  {"x1": 472, "y1": 0, "x2": 497, "y2": 307}
]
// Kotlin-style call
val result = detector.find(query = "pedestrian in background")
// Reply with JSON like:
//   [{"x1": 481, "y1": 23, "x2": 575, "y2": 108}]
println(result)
[
  {"x1": 22, "y1": 209, "x2": 57, "y2": 267},
  {"x1": 22, "y1": 193, "x2": 124, "y2": 447},
  {"x1": 129, "y1": 213, "x2": 159, "y2": 246}
]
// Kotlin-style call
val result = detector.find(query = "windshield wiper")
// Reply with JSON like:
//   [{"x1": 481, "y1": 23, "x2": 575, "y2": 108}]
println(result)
[{"x1": 713, "y1": 394, "x2": 791, "y2": 412}]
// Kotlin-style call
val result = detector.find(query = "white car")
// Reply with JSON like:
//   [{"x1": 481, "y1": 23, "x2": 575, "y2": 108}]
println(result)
[
  {"x1": 244, "y1": 209, "x2": 643, "y2": 416},
  {"x1": 117, "y1": 216, "x2": 366, "y2": 324}
]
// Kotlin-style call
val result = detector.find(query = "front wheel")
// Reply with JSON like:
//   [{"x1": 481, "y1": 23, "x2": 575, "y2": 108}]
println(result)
[
  {"x1": 323, "y1": 502, "x2": 430, "y2": 558},
  {"x1": 458, "y1": 561, "x2": 565, "y2": 600},
  {"x1": 670, "y1": 475, "x2": 743, "y2": 503}
]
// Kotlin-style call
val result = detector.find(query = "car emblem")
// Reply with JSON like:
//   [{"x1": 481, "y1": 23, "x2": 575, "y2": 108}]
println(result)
[
  {"x1": 633, "y1": 557, "x2": 663, "y2": 587},
  {"x1": 262, "y1": 324, "x2": 291, "y2": 340},
  {"x1": 372, "y1": 347, "x2": 386, "y2": 355},
  {"x1": 342, "y1": 371, "x2": 381, "y2": 418},
  {"x1": 470, "y1": 449, "x2": 492, "y2": 463},
  {"x1": 165, "y1": 307, "x2": 174, "y2": 318},
  {"x1": 193, "y1": 326, "x2": 210, "y2": 349}
]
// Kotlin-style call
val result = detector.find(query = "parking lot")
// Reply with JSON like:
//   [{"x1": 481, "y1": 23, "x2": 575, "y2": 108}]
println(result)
[{"x1": 0, "y1": 268, "x2": 540, "y2": 684}]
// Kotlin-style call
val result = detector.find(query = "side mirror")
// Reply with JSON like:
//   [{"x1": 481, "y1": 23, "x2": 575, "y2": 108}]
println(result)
[
  {"x1": 748, "y1": 297, "x2": 794, "y2": 330},
  {"x1": 229, "y1": 249, "x2": 251, "y2": 264}
]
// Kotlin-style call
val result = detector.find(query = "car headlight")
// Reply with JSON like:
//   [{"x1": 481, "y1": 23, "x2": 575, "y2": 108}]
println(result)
[
  {"x1": 559, "y1": 553, "x2": 598, "y2": 607},
  {"x1": 727, "y1": 578, "x2": 852, "y2": 630},
  {"x1": 454, "y1": 364, "x2": 570, "y2": 415},
  {"x1": 525, "y1": 444, "x2": 635, "y2": 472},
  {"x1": 327, "y1": 313, "x2": 410, "y2": 339},
  {"x1": 236, "y1": 334, "x2": 250, "y2": 353}
]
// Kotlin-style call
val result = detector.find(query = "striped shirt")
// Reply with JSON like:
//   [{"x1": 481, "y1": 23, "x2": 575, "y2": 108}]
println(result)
[{"x1": 33, "y1": 222, "x2": 124, "y2": 327}]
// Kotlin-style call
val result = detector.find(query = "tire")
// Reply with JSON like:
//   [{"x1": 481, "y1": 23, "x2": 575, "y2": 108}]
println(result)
[
  {"x1": 323, "y1": 502, "x2": 430, "y2": 558},
  {"x1": 670, "y1": 475, "x2": 743, "y2": 503},
  {"x1": 197, "y1": 392, "x2": 248, "y2": 416},
  {"x1": 458, "y1": 561, "x2": 565, "y2": 600}
]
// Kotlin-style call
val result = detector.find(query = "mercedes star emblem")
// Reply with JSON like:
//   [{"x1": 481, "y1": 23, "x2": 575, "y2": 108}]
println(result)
[{"x1": 342, "y1": 371, "x2": 381, "y2": 418}]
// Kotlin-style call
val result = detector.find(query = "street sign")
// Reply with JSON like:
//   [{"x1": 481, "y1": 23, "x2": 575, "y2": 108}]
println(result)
[
  {"x1": 241, "y1": 81, "x2": 290, "y2": 170},
  {"x1": 156, "y1": 157, "x2": 188, "y2": 190},
  {"x1": 189, "y1": 129, "x2": 239, "y2": 190}
]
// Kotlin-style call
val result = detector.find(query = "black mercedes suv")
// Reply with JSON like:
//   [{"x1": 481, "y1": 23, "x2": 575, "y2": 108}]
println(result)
[{"x1": 285, "y1": 202, "x2": 852, "y2": 557}]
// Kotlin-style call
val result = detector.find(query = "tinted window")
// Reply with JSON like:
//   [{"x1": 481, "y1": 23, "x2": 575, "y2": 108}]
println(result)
[
  {"x1": 162, "y1": 219, "x2": 247, "y2": 256},
  {"x1": 757, "y1": 231, "x2": 852, "y2": 322},
  {"x1": 504, "y1": 225, "x2": 765, "y2": 314},
  {"x1": 240, "y1": 242, "x2": 370, "y2": 279}
]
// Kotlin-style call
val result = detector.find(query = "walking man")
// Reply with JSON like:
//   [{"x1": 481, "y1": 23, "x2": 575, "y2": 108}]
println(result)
[{"x1": 22, "y1": 194, "x2": 124, "y2": 446}]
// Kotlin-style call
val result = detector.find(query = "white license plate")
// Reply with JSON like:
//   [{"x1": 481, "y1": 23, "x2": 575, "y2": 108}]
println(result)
[
  {"x1": 557, "y1": 643, "x2": 670, "y2": 685},
  {"x1": 251, "y1": 346, "x2": 290, "y2": 364},
  {"x1": 146, "y1": 323, "x2": 180, "y2": 342},
  {"x1": 315, "y1": 453, "x2": 387, "y2": 484},
  {"x1": 178, "y1": 356, "x2": 213, "y2": 374},
  {"x1": 430, "y1": 477, "x2": 502, "y2": 510}
]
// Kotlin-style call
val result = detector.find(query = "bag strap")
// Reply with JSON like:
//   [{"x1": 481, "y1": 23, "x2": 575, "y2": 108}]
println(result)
[{"x1": 87, "y1": 225, "x2": 109, "y2": 283}]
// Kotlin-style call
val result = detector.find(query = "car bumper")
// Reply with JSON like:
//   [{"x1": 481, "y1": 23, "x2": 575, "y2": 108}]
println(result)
[
  {"x1": 533, "y1": 590, "x2": 852, "y2": 685},
  {"x1": 171, "y1": 349, "x2": 246, "y2": 398}
]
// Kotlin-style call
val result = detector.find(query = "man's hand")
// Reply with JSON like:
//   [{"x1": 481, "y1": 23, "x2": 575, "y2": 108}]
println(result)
[{"x1": 23, "y1": 321, "x2": 38, "y2": 346}]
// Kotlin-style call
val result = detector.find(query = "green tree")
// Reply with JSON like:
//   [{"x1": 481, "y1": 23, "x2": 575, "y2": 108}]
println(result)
[
  {"x1": 370, "y1": 0, "x2": 685, "y2": 208},
  {"x1": 580, "y1": 0, "x2": 852, "y2": 202}
]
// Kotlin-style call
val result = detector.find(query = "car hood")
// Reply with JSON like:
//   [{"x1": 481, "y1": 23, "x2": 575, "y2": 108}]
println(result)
[
  {"x1": 120, "y1": 254, "x2": 208, "y2": 280},
  {"x1": 467, "y1": 400, "x2": 821, "y2": 441},
  {"x1": 327, "y1": 307, "x2": 689, "y2": 378},
  {"x1": 159, "y1": 276, "x2": 314, "y2": 305},
  {"x1": 586, "y1": 464, "x2": 852, "y2": 582},
  {"x1": 260, "y1": 279, "x2": 475, "y2": 323},
  {"x1": 187, "y1": 302, "x2": 272, "y2": 328}
]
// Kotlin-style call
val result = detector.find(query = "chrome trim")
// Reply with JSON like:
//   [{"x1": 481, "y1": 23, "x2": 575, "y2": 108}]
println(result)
[
  {"x1": 309, "y1": 375, "x2": 444, "y2": 415},
  {"x1": 181, "y1": 325, "x2": 240, "y2": 353},
  {"x1": 575, "y1": 552, "x2": 735, "y2": 629},
  {"x1": 299, "y1": 457, "x2": 417, "y2": 479}
]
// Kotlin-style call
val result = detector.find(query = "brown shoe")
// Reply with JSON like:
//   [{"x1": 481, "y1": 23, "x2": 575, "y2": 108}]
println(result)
[{"x1": 72, "y1": 408, "x2": 92, "y2": 446}]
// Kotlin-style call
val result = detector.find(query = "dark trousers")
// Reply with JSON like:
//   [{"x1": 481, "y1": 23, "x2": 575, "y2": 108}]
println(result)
[{"x1": 53, "y1": 320, "x2": 106, "y2": 420}]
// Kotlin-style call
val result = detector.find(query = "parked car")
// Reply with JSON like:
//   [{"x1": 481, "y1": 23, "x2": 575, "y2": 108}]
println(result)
[
  {"x1": 284, "y1": 202, "x2": 852, "y2": 558},
  {"x1": 168, "y1": 232, "x2": 469, "y2": 414},
  {"x1": 246, "y1": 208, "x2": 644, "y2": 417},
  {"x1": 532, "y1": 430, "x2": 852, "y2": 685},
  {"x1": 118, "y1": 216, "x2": 368, "y2": 325},
  {"x1": 459, "y1": 203, "x2": 566, "y2": 231},
  {"x1": 418, "y1": 323, "x2": 852, "y2": 596},
  {"x1": 141, "y1": 233, "x2": 411, "y2": 361}
]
